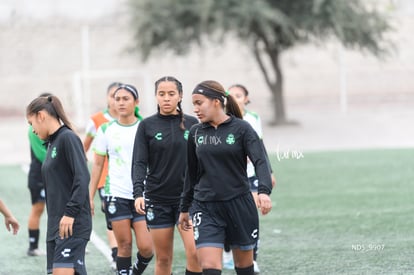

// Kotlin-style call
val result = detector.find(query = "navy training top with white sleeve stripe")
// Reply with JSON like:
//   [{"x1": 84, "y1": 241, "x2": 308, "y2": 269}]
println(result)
[
  {"x1": 180, "y1": 115, "x2": 272, "y2": 212},
  {"x1": 41, "y1": 126, "x2": 92, "y2": 241},
  {"x1": 132, "y1": 113, "x2": 199, "y2": 204}
]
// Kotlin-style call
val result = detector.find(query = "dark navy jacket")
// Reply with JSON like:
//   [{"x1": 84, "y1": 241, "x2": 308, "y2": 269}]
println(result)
[
  {"x1": 180, "y1": 116, "x2": 272, "y2": 212},
  {"x1": 42, "y1": 126, "x2": 92, "y2": 241},
  {"x1": 132, "y1": 113, "x2": 198, "y2": 204}
]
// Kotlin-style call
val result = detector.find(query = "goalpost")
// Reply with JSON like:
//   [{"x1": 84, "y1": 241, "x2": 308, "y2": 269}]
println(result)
[{"x1": 72, "y1": 26, "x2": 154, "y2": 128}]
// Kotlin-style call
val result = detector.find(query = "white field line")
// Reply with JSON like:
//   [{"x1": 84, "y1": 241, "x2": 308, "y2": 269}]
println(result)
[
  {"x1": 90, "y1": 231, "x2": 112, "y2": 263},
  {"x1": 20, "y1": 164, "x2": 112, "y2": 264}
]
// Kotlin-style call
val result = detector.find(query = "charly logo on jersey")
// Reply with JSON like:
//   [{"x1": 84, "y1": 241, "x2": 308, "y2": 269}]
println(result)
[
  {"x1": 184, "y1": 130, "x2": 189, "y2": 140},
  {"x1": 226, "y1": 134, "x2": 235, "y2": 145},
  {"x1": 146, "y1": 207, "x2": 155, "y2": 221},
  {"x1": 61, "y1": 248, "x2": 71, "y2": 257},
  {"x1": 155, "y1": 132, "x2": 163, "y2": 141},
  {"x1": 108, "y1": 202, "x2": 116, "y2": 214},
  {"x1": 51, "y1": 147, "x2": 57, "y2": 158}
]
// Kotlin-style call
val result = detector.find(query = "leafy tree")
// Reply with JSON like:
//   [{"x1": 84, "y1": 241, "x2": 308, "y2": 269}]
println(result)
[{"x1": 128, "y1": 0, "x2": 392, "y2": 124}]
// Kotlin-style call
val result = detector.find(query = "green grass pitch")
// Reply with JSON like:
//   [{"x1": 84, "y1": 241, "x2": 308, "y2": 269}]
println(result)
[{"x1": 0, "y1": 148, "x2": 412, "y2": 274}]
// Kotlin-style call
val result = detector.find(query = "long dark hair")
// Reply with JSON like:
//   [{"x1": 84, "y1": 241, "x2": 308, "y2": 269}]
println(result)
[
  {"x1": 196, "y1": 80, "x2": 243, "y2": 119},
  {"x1": 26, "y1": 95, "x2": 74, "y2": 130},
  {"x1": 155, "y1": 76, "x2": 186, "y2": 130}
]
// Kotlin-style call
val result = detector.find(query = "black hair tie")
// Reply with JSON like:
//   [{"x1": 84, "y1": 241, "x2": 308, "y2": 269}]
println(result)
[{"x1": 47, "y1": 96, "x2": 52, "y2": 102}]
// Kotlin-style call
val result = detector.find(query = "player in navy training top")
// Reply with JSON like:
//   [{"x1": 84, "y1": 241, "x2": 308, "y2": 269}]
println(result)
[
  {"x1": 26, "y1": 95, "x2": 91, "y2": 275},
  {"x1": 179, "y1": 80, "x2": 273, "y2": 275},
  {"x1": 132, "y1": 76, "x2": 201, "y2": 275}
]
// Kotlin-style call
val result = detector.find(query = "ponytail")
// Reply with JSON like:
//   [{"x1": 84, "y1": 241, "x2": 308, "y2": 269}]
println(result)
[
  {"x1": 177, "y1": 101, "x2": 185, "y2": 130},
  {"x1": 224, "y1": 93, "x2": 243, "y2": 119},
  {"x1": 193, "y1": 80, "x2": 243, "y2": 119},
  {"x1": 26, "y1": 95, "x2": 74, "y2": 130},
  {"x1": 134, "y1": 106, "x2": 144, "y2": 121}
]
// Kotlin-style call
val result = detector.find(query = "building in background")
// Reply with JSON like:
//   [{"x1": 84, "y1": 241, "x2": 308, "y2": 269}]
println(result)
[{"x1": 0, "y1": 0, "x2": 413, "y2": 126}]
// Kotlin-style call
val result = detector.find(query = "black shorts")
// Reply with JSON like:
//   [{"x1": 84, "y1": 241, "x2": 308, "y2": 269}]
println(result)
[
  {"x1": 98, "y1": 188, "x2": 113, "y2": 231},
  {"x1": 98, "y1": 188, "x2": 106, "y2": 213},
  {"x1": 190, "y1": 192, "x2": 259, "y2": 250},
  {"x1": 46, "y1": 237, "x2": 88, "y2": 275},
  {"x1": 29, "y1": 186, "x2": 46, "y2": 205},
  {"x1": 99, "y1": 193, "x2": 113, "y2": 231},
  {"x1": 145, "y1": 199, "x2": 179, "y2": 229},
  {"x1": 29, "y1": 184, "x2": 46, "y2": 205},
  {"x1": 105, "y1": 196, "x2": 145, "y2": 223},
  {"x1": 28, "y1": 159, "x2": 46, "y2": 204},
  {"x1": 249, "y1": 176, "x2": 259, "y2": 192}
]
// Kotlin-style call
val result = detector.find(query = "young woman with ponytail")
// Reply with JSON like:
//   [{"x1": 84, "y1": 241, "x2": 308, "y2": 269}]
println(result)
[
  {"x1": 26, "y1": 95, "x2": 91, "y2": 275},
  {"x1": 179, "y1": 80, "x2": 273, "y2": 275},
  {"x1": 132, "y1": 76, "x2": 201, "y2": 275}
]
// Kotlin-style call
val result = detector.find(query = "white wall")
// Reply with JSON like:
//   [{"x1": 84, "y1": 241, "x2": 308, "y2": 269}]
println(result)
[{"x1": 0, "y1": 0, "x2": 413, "y2": 126}]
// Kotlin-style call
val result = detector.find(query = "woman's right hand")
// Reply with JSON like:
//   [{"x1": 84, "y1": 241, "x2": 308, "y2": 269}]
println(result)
[{"x1": 134, "y1": 197, "x2": 146, "y2": 215}]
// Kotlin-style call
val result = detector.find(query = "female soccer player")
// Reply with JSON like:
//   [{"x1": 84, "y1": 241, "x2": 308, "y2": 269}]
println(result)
[
  {"x1": 26, "y1": 95, "x2": 92, "y2": 275},
  {"x1": 26, "y1": 92, "x2": 52, "y2": 257},
  {"x1": 179, "y1": 80, "x2": 273, "y2": 275},
  {"x1": 228, "y1": 84, "x2": 276, "y2": 273},
  {"x1": 132, "y1": 76, "x2": 201, "y2": 275},
  {"x1": 91, "y1": 84, "x2": 153, "y2": 275},
  {"x1": 84, "y1": 82, "x2": 121, "y2": 268}
]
